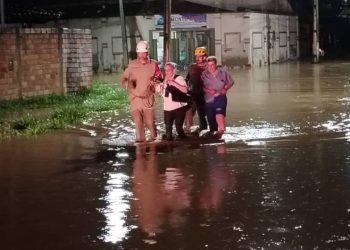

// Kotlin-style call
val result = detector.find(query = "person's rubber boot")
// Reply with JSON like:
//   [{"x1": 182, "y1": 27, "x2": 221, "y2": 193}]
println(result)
[
  {"x1": 177, "y1": 132, "x2": 187, "y2": 140},
  {"x1": 165, "y1": 130, "x2": 173, "y2": 141}
]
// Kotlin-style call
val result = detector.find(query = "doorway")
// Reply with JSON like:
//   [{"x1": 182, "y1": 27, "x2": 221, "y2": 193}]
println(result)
[{"x1": 150, "y1": 28, "x2": 215, "y2": 69}]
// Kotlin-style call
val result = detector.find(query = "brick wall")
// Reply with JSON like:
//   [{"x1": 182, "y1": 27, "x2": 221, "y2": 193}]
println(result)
[
  {"x1": 20, "y1": 29, "x2": 61, "y2": 98},
  {"x1": 0, "y1": 31, "x2": 18, "y2": 100},
  {"x1": 62, "y1": 28, "x2": 93, "y2": 92},
  {"x1": 0, "y1": 27, "x2": 92, "y2": 100}
]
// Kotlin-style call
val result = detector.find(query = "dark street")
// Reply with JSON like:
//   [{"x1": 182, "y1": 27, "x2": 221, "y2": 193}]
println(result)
[{"x1": 1, "y1": 62, "x2": 350, "y2": 249}]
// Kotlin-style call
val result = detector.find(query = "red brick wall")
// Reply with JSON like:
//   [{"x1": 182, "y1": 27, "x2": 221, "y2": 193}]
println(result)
[
  {"x1": 21, "y1": 29, "x2": 62, "y2": 98},
  {"x1": 0, "y1": 27, "x2": 92, "y2": 100},
  {"x1": 0, "y1": 31, "x2": 19, "y2": 100}
]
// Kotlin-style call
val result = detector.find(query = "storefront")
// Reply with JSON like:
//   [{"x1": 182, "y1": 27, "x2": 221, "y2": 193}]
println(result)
[
  {"x1": 149, "y1": 14, "x2": 215, "y2": 69},
  {"x1": 57, "y1": 11, "x2": 298, "y2": 72}
]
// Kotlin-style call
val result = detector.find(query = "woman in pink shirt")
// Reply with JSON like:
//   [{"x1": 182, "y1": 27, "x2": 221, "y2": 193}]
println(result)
[{"x1": 157, "y1": 62, "x2": 189, "y2": 141}]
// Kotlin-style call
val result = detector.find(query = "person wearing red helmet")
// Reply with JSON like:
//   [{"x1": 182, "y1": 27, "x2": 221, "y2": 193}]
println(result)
[
  {"x1": 184, "y1": 47, "x2": 208, "y2": 133},
  {"x1": 121, "y1": 40, "x2": 162, "y2": 143}
]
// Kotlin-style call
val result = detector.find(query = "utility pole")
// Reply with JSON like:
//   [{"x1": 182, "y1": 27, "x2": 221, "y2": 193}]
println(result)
[
  {"x1": 0, "y1": 0, "x2": 5, "y2": 26},
  {"x1": 119, "y1": 0, "x2": 129, "y2": 68},
  {"x1": 266, "y1": 14, "x2": 271, "y2": 66},
  {"x1": 312, "y1": 0, "x2": 320, "y2": 63},
  {"x1": 163, "y1": 0, "x2": 171, "y2": 64}
]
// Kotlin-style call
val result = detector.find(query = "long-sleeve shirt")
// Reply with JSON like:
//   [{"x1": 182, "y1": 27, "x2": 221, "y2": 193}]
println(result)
[
  {"x1": 121, "y1": 59, "x2": 160, "y2": 110},
  {"x1": 156, "y1": 74, "x2": 188, "y2": 111}
]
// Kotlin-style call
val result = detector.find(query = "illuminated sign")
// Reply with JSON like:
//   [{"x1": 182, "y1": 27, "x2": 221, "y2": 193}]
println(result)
[{"x1": 155, "y1": 14, "x2": 207, "y2": 28}]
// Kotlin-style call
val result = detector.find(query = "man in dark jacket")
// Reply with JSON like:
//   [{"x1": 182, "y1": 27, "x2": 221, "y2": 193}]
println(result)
[{"x1": 184, "y1": 47, "x2": 208, "y2": 133}]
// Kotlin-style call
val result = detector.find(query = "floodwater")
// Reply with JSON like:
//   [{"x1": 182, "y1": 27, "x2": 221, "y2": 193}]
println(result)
[{"x1": 1, "y1": 62, "x2": 350, "y2": 249}]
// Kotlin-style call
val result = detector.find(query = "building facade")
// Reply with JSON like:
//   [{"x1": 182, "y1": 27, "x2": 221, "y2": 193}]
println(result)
[
  {"x1": 207, "y1": 12, "x2": 299, "y2": 67},
  {"x1": 58, "y1": 12, "x2": 298, "y2": 72}
]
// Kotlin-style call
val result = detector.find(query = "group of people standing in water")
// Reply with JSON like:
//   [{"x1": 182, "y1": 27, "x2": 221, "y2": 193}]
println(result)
[{"x1": 121, "y1": 40, "x2": 234, "y2": 143}]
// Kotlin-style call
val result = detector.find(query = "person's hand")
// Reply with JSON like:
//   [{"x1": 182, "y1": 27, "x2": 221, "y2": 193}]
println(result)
[
  {"x1": 210, "y1": 88, "x2": 218, "y2": 96},
  {"x1": 166, "y1": 78, "x2": 175, "y2": 86},
  {"x1": 130, "y1": 79, "x2": 137, "y2": 88},
  {"x1": 204, "y1": 88, "x2": 216, "y2": 96},
  {"x1": 220, "y1": 88, "x2": 227, "y2": 95}
]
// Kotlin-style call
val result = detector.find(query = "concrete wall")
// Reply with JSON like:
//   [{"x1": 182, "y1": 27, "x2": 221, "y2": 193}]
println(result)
[
  {"x1": 248, "y1": 13, "x2": 266, "y2": 66},
  {"x1": 56, "y1": 12, "x2": 299, "y2": 71},
  {"x1": 248, "y1": 13, "x2": 299, "y2": 66},
  {"x1": 0, "y1": 27, "x2": 92, "y2": 100},
  {"x1": 60, "y1": 17, "x2": 153, "y2": 72},
  {"x1": 207, "y1": 12, "x2": 299, "y2": 67},
  {"x1": 206, "y1": 14, "x2": 222, "y2": 65}
]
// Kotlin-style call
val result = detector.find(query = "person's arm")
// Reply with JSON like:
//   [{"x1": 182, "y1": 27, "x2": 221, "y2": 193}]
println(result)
[
  {"x1": 120, "y1": 68, "x2": 130, "y2": 89},
  {"x1": 203, "y1": 86, "x2": 216, "y2": 95},
  {"x1": 168, "y1": 75, "x2": 188, "y2": 93},
  {"x1": 221, "y1": 71, "x2": 234, "y2": 95},
  {"x1": 185, "y1": 71, "x2": 190, "y2": 83},
  {"x1": 153, "y1": 62, "x2": 163, "y2": 81}
]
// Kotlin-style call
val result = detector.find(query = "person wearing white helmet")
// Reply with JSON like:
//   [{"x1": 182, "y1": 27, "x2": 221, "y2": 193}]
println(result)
[{"x1": 121, "y1": 40, "x2": 162, "y2": 143}]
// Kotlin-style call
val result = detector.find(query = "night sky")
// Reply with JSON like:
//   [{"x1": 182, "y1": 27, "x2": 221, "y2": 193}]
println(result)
[{"x1": 2, "y1": 0, "x2": 350, "y2": 58}]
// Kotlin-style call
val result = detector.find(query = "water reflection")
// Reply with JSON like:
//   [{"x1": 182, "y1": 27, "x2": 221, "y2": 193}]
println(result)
[
  {"x1": 131, "y1": 145, "x2": 192, "y2": 236},
  {"x1": 94, "y1": 62, "x2": 350, "y2": 248},
  {"x1": 100, "y1": 172, "x2": 131, "y2": 243},
  {"x1": 98, "y1": 62, "x2": 350, "y2": 146},
  {"x1": 2, "y1": 62, "x2": 350, "y2": 249},
  {"x1": 199, "y1": 145, "x2": 233, "y2": 212}
]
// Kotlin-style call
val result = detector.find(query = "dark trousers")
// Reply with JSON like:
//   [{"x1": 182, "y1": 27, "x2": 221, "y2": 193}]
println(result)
[
  {"x1": 164, "y1": 105, "x2": 188, "y2": 139},
  {"x1": 185, "y1": 96, "x2": 208, "y2": 130},
  {"x1": 196, "y1": 102, "x2": 208, "y2": 130}
]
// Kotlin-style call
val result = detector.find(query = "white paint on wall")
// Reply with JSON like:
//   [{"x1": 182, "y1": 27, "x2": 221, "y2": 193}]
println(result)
[
  {"x1": 57, "y1": 16, "x2": 155, "y2": 72},
  {"x1": 51, "y1": 11, "x2": 298, "y2": 71}
]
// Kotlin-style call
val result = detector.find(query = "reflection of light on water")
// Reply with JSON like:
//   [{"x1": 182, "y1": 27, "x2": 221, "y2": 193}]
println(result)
[
  {"x1": 316, "y1": 113, "x2": 350, "y2": 140},
  {"x1": 245, "y1": 141, "x2": 267, "y2": 146},
  {"x1": 321, "y1": 120, "x2": 342, "y2": 131},
  {"x1": 223, "y1": 122, "x2": 301, "y2": 142},
  {"x1": 79, "y1": 128, "x2": 97, "y2": 137},
  {"x1": 338, "y1": 97, "x2": 350, "y2": 104},
  {"x1": 325, "y1": 235, "x2": 350, "y2": 244},
  {"x1": 116, "y1": 152, "x2": 129, "y2": 158},
  {"x1": 345, "y1": 132, "x2": 350, "y2": 142},
  {"x1": 100, "y1": 173, "x2": 132, "y2": 243}
]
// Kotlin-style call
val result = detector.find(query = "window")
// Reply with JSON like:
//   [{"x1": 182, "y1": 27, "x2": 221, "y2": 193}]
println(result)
[
  {"x1": 224, "y1": 32, "x2": 241, "y2": 51},
  {"x1": 279, "y1": 32, "x2": 287, "y2": 47},
  {"x1": 92, "y1": 37, "x2": 98, "y2": 55},
  {"x1": 112, "y1": 37, "x2": 123, "y2": 55},
  {"x1": 290, "y1": 32, "x2": 297, "y2": 46},
  {"x1": 252, "y1": 32, "x2": 262, "y2": 49}
]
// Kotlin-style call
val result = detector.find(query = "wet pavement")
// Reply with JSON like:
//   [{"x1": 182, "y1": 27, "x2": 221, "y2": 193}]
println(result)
[{"x1": 1, "y1": 62, "x2": 350, "y2": 249}]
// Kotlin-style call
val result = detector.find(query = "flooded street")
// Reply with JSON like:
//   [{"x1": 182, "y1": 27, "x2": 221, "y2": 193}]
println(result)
[{"x1": 1, "y1": 62, "x2": 350, "y2": 249}]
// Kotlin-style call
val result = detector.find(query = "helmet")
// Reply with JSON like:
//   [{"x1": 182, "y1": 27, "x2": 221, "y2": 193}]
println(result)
[
  {"x1": 136, "y1": 41, "x2": 149, "y2": 53},
  {"x1": 194, "y1": 47, "x2": 207, "y2": 56}
]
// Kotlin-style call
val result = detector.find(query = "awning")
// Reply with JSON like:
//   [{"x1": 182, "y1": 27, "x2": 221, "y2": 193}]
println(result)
[{"x1": 185, "y1": 0, "x2": 293, "y2": 14}]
